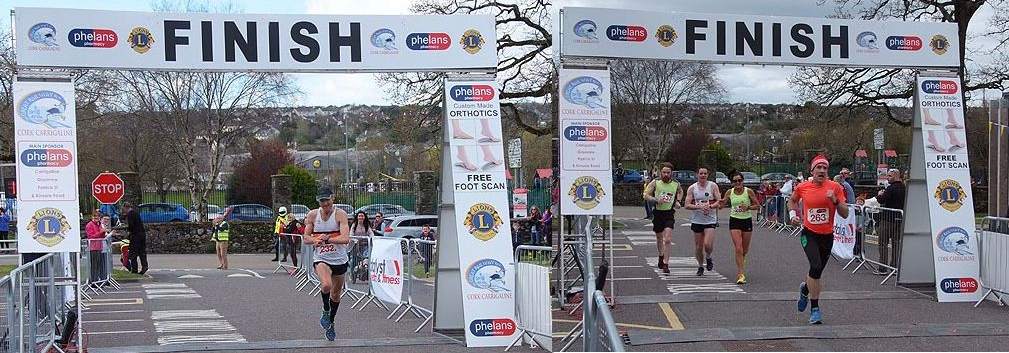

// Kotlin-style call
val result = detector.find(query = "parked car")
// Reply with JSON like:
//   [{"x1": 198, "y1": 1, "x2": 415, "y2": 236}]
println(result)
[
  {"x1": 760, "y1": 172, "x2": 795, "y2": 184},
  {"x1": 740, "y1": 172, "x2": 761, "y2": 188},
  {"x1": 291, "y1": 204, "x2": 310, "y2": 221},
  {"x1": 381, "y1": 215, "x2": 439, "y2": 254},
  {"x1": 381, "y1": 215, "x2": 439, "y2": 239},
  {"x1": 224, "y1": 204, "x2": 274, "y2": 222},
  {"x1": 335, "y1": 203, "x2": 355, "y2": 216},
  {"x1": 189, "y1": 204, "x2": 223, "y2": 222},
  {"x1": 356, "y1": 204, "x2": 414, "y2": 219},
  {"x1": 138, "y1": 203, "x2": 189, "y2": 223},
  {"x1": 672, "y1": 170, "x2": 697, "y2": 187},
  {"x1": 714, "y1": 171, "x2": 730, "y2": 185},
  {"x1": 616, "y1": 169, "x2": 643, "y2": 183}
]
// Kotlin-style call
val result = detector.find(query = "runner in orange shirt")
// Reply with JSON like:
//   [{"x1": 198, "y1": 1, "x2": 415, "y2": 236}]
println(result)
[{"x1": 788, "y1": 155, "x2": 848, "y2": 325}]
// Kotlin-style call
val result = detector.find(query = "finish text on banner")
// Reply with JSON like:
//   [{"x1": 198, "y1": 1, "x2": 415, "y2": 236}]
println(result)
[
  {"x1": 916, "y1": 76, "x2": 981, "y2": 302},
  {"x1": 559, "y1": 68, "x2": 613, "y2": 215},
  {"x1": 560, "y1": 7, "x2": 959, "y2": 68},
  {"x1": 444, "y1": 81, "x2": 518, "y2": 347},
  {"x1": 15, "y1": 7, "x2": 496, "y2": 72},
  {"x1": 369, "y1": 237, "x2": 404, "y2": 305},
  {"x1": 14, "y1": 80, "x2": 81, "y2": 253}
]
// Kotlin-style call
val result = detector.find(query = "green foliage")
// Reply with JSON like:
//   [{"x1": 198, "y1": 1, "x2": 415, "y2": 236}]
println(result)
[
  {"x1": 279, "y1": 165, "x2": 319, "y2": 206},
  {"x1": 700, "y1": 142, "x2": 734, "y2": 173}
]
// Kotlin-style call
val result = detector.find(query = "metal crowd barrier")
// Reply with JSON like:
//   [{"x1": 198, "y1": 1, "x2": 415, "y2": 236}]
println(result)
[
  {"x1": 1, "y1": 252, "x2": 83, "y2": 353},
  {"x1": 976, "y1": 217, "x2": 1009, "y2": 307},
  {"x1": 756, "y1": 195, "x2": 799, "y2": 235},
  {"x1": 843, "y1": 204, "x2": 903, "y2": 285},
  {"x1": 558, "y1": 289, "x2": 624, "y2": 352},
  {"x1": 385, "y1": 238, "x2": 434, "y2": 332},
  {"x1": 507, "y1": 245, "x2": 551, "y2": 351},
  {"x1": 82, "y1": 236, "x2": 122, "y2": 297},
  {"x1": 348, "y1": 236, "x2": 389, "y2": 312},
  {"x1": 272, "y1": 232, "x2": 299, "y2": 275}
]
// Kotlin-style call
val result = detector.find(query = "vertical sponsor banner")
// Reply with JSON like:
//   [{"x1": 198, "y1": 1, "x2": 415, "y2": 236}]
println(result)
[
  {"x1": 369, "y1": 237, "x2": 404, "y2": 305},
  {"x1": 831, "y1": 210, "x2": 856, "y2": 259},
  {"x1": 13, "y1": 80, "x2": 81, "y2": 253},
  {"x1": 916, "y1": 76, "x2": 981, "y2": 302},
  {"x1": 559, "y1": 68, "x2": 613, "y2": 215},
  {"x1": 512, "y1": 188, "x2": 528, "y2": 218},
  {"x1": 444, "y1": 81, "x2": 517, "y2": 346}
]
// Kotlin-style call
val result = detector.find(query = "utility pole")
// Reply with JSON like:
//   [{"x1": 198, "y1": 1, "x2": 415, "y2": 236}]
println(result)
[{"x1": 344, "y1": 112, "x2": 350, "y2": 185}]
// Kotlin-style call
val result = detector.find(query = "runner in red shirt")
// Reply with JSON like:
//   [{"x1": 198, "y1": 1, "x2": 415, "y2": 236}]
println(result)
[{"x1": 787, "y1": 155, "x2": 848, "y2": 325}]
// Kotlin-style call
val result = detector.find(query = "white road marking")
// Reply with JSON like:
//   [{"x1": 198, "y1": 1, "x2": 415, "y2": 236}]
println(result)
[
  {"x1": 142, "y1": 283, "x2": 188, "y2": 288},
  {"x1": 83, "y1": 310, "x2": 144, "y2": 315},
  {"x1": 158, "y1": 334, "x2": 247, "y2": 345},
  {"x1": 226, "y1": 273, "x2": 253, "y2": 277},
  {"x1": 143, "y1": 283, "x2": 202, "y2": 299},
  {"x1": 645, "y1": 257, "x2": 745, "y2": 293},
  {"x1": 151, "y1": 310, "x2": 223, "y2": 320},
  {"x1": 667, "y1": 283, "x2": 746, "y2": 294},
  {"x1": 154, "y1": 320, "x2": 237, "y2": 333},
  {"x1": 147, "y1": 294, "x2": 202, "y2": 299},
  {"x1": 150, "y1": 309, "x2": 247, "y2": 345},
  {"x1": 84, "y1": 330, "x2": 146, "y2": 335},
  {"x1": 87, "y1": 319, "x2": 146, "y2": 323},
  {"x1": 234, "y1": 268, "x2": 265, "y2": 278},
  {"x1": 178, "y1": 274, "x2": 204, "y2": 279}
]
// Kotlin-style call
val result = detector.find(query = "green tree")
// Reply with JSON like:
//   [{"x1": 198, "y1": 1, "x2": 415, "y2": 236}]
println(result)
[
  {"x1": 279, "y1": 165, "x2": 319, "y2": 207},
  {"x1": 700, "y1": 142, "x2": 734, "y2": 174}
]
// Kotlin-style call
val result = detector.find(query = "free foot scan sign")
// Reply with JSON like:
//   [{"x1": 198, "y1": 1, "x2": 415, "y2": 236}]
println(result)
[{"x1": 92, "y1": 173, "x2": 124, "y2": 204}]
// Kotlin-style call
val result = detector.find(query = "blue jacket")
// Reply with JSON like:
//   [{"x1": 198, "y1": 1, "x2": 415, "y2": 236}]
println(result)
[{"x1": 0, "y1": 213, "x2": 9, "y2": 232}]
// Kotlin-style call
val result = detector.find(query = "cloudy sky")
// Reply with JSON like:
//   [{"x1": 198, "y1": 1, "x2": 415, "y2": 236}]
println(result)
[{"x1": 7, "y1": 0, "x2": 1001, "y2": 105}]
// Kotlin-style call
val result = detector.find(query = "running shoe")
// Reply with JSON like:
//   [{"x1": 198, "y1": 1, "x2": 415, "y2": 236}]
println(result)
[
  {"x1": 320, "y1": 309, "x2": 331, "y2": 329},
  {"x1": 809, "y1": 307, "x2": 822, "y2": 324},
  {"x1": 736, "y1": 274, "x2": 746, "y2": 284},
  {"x1": 325, "y1": 322, "x2": 337, "y2": 341},
  {"x1": 797, "y1": 282, "x2": 808, "y2": 312},
  {"x1": 696, "y1": 267, "x2": 704, "y2": 276},
  {"x1": 663, "y1": 266, "x2": 670, "y2": 274},
  {"x1": 657, "y1": 256, "x2": 664, "y2": 270},
  {"x1": 706, "y1": 258, "x2": 713, "y2": 271}
]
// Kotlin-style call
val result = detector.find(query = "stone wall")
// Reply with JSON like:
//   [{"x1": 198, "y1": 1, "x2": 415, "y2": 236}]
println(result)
[
  {"x1": 613, "y1": 183, "x2": 646, "y2": 206},
  {"x1": 140, "y1": 221, "x2": 275, "y2": 254}
]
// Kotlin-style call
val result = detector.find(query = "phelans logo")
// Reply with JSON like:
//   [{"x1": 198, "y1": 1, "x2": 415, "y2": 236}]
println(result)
[
  {"x1": 568, "y1": 176, "x2": 605, "y2": 210},
  {"x1": 934, "y1": 179, "x2": 966, "y2": 212},
  {"x1": 28, "y1": 207, "x2": 71, "y2": 247},
  {"x1": 463, "y1": 203, "x2": 502, "y2": 241}
]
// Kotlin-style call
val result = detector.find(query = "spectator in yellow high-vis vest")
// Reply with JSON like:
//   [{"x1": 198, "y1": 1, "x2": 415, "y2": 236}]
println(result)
[
  {"x1": 273, "y1": 207, "x2": 289, "y2": 262},
  {"x1": 212, "y1": 215, "x2": 230, "y2": 269}
]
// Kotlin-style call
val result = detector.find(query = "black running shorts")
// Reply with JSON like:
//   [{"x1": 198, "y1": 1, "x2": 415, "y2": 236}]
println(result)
[
  {"x1": 652, "y1": 209, "x2": 676, "y2": 234},
  {"x1": 690, "y1": 223, "x2": 717, "y2": 233},
  {"x1": 314, "y1": 262, "x2": 349, "y2": 276},
  {"x1": 729, "y1": 217, "x2": 753, "y2": 232}
]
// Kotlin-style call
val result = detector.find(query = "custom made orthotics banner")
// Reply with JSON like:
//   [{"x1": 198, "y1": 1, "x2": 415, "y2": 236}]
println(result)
[
  {"x1": 369, "y1": 237, "x2": 404, "y2": 305},
  {"x1": 15, "y1": 7, "x2": 496, "y2": 72},
  {"x1": 916, "y1": 76, "x2": 981, "y2": 302},
  {"x1": 444, "y1": 81, "x2": 518, "y2": 347},
  {"x1": 559, "y1": 68, "x2": 613, "y2": 215},
  {"x1": 560, "y1": 7, "x2": 960, "y2": 68},
  {"x1": 14, "y1": 80, "x2": 81, "y2": 253}
]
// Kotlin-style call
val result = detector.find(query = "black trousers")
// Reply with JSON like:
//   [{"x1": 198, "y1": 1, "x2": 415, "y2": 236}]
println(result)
[{"x1": 128, "y1": 241, "x2": 148, "y2": 273}]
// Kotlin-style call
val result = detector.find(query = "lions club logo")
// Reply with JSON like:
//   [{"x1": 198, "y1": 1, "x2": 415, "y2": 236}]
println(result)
[
  {"x1": 934, "y1": 179, "x2": 966, "y2": 212},
  {"x1": 18, "y1": 90, "x2": 70, "y2": 129},
  {"x1": 930, "y1": 34, "x2": 950, "y2": 55},
  {"x1": 459, "y1": 29, "x2": 485, "y2": 54},
  {"x1": 568, "y1": 176, "x2": 605, "y2": 210},
  {"x1": 27, "y1": 208, "x2": 72, "y2": 247},
  {"x1": 128, "y1": 27, "x2": 154, "y2": 54},
  {"x1": 466, "y1": 259, "x2": 509, "y2": 293},
  {"x1": 655, "y1": 25, "x2": 678, "y2": 47},
  {"x1": 936, "y1": 226, "x2": 972, "y2": 256},
  {"x1": 464, "y1": 203, "x2": 502, "y2": 241}
]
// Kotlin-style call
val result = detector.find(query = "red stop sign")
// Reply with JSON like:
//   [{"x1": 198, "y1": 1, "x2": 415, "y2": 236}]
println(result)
[{"x1": 92, "y1": 173, "x2": 125, "y2": 204}]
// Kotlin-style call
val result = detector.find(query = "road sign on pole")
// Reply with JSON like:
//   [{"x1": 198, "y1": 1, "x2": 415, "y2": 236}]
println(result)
[{"x1": 92, "y1": 173, "x2": 125, "y2": 204}]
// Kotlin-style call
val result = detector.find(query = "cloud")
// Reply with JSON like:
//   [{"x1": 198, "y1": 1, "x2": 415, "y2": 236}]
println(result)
[
  {"x1": 717, "y1": 66, "x2": 799, "y2": 104},
  {"x1": 294, "y1": 0, "x2": 414, "y2": 106}
]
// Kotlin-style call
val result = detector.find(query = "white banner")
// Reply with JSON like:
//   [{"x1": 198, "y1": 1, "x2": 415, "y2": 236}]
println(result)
[
  {"x1": 561, "y1": 7, "x2": 959, "y2": 68},
  {"x1": 14, "y1": 80, "x2": 80, "y2": 253},
  {"x1": 444, "y1": 81, "x2": 517, "y2": 347},
  {"x1": 369, "y1": 237, "x2": 404, "y2": 305},
  {"x1": 559, "y1": 68, "x2": 613, "y2": 215},
  {"x1": 916, "y1": 76, "x2": 981, "y2": 302},
  {"x1": 831, "y1": 210, "x2": 856, "y2": 260},
  {"x1": 512, "y1": 188, "x2": 528, "y2": 218},
  {"x1": 15, "y1": 7, "x2": 496, "y2": 72}
]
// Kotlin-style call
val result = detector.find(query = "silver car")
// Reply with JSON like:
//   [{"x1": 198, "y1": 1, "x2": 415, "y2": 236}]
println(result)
[
  {"x1": 380, "y1": 215, "x2": 438, "y2": 239},
  {"x1": 356, "y1": 204, "x2": 414, "y2": 219}
]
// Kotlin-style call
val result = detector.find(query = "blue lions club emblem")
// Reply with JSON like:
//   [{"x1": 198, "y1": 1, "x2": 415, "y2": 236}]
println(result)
[
  {"x1": 564, "y1": 76, "x2": 606, "y2": 109},
  {"x1": 934, "y1": 179, "x2": 966, "y2": 212},
  {"x1": 466, "y1": 259, "x2": 509, "y2": 293},
  {"x1": 568, "y1": 176, "x2": 605, "y2": 210},
  {"x1": 18, "y1": 90, "x2": 70, "y2": 129},
  {"x1": 28, "y1": 207, "x2": 72, "y2": 247},
  {"x1": 464, "y1": 203, "x2": 503, "y2": 241}
]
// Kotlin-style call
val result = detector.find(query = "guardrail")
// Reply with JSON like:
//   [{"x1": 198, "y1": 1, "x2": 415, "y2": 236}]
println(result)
[
  {"x1": 976, "y1": 217, "x2": 1009, "y2": 307},
  {"x1": 591, "y1": 290, "x2": 625, "y2": 352},
  {"x1": 1, "y1": 252, "x2": 83, "y2": 353},
  {"x1": 507, "y1": 245, "x2": 551, "y2": 351},
  {"x1": 843, "y1": 204, "x2": 903, "y2": 285}
]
